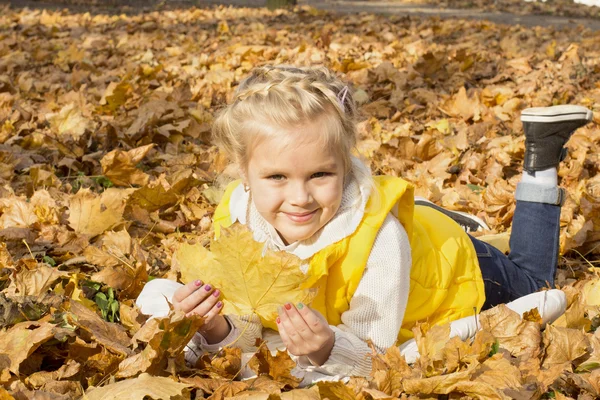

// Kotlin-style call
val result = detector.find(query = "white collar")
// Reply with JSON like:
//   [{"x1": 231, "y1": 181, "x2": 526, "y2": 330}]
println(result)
[{"x1": 228, "y1": 158, "x2": 372, "y2": 260}]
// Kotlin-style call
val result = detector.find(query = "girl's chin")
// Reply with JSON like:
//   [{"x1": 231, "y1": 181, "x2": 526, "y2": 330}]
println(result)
[{"x1": 278, "y1": 226, "x2": 320, "y2": 244}]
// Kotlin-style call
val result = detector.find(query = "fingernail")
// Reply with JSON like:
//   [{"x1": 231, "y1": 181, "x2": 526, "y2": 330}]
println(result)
[
  {"x1": 212, "y1": 289, "x2": 220, "y2": 297},
  {"x1": 216, "y1": 301, "x2": 223, "y2": 308},
  {"x1": 194, "y1": 280, "x2": 203, "y2": 286},
  {"x1": 297, "y1": 302, "x2": 304, "y2": 309},
  {"x1": 276, "y1": 317, "x2": 281, "y2": 324},
  {"x1": 204, "y1": 284, "x2": 212, "y2": 291},
  {"x1": 284, "y1": 303, "x2": 292, "y2": 310}
]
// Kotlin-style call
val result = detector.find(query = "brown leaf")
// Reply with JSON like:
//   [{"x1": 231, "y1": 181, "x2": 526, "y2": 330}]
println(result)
[
  {"x1": 279, "y1": 387, "x2": 320, "y2": 400},
  {"x1": 45, "y1": 103, "x2": 90, "y2": 140},
  {"x1": 68, "y1": 188, "x2": 131, "y2": 237},
  {"x1": 542, "y1": 325, "x2": 589, "y2": 369},
  {"x1": 440, "y1": 87, "x2": 484, "y2": 122},
  {"x1": 118, "y1": 309, "x2": 203, "y2": 378},
  {"x1": 248, "y1": 340, "x2": 301, "y2": 389},
  {"x1": 25, "y1": 359, "x2": 81, "y2": 388},
  {"x1": 100, "y1": 144, "x2": 154, "y2": 187},
  {"x1": 207, "y1": 347, "x2": 243, "y2": 380},
  {"x1": 10, "y1": 263, "x2": 69, "y2": 296},
  {"x1": 90, "y1": 240, "x2": 148, "y2": 300},
  {"x1": 209, "y1": 380, "x2": 248, "y2": 400},
  {"x1": 479, "y1": 304, "x2": 542, "y2": 359},
  {"x1": 84, "y1": 372, "x2": 190, "y2": 400},
  {"x1": 0, "y1": 196, "x2": 38, "y2": 229},
  {"x1": 316, "y1": 381, "x2": 356, "y2": 400},
  {"x1": 0, "y1": 321, "x2": 62, "y2": 375},
  {"x1": 66, "y1": 300, "x2": 132, "y2": 356}
]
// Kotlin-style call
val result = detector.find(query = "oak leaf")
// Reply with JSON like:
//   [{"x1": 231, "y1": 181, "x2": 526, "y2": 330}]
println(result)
[{"x1": 176, "y1": 224, "x2": 314, "y2": 325}]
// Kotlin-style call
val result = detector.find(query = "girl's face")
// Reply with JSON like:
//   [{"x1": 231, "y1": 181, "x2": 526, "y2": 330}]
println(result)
[{"x1": 244, "y1": 118, "x2": 346, "y2": 245}]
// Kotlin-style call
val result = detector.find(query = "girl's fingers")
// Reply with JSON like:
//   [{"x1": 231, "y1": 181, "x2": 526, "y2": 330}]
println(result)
[
  {"x1": 294, "y1": 303, "x2": 328, "y2": 334},
  {"x1": 197, "y1": 301, "x2": 224, "y2": 330},
  {"x1": 185, "y1": 286, "x2": 221, "y2": 316},
  {"x1": 277, "y1": 318, "x2": 294, "y2": 349},
  {"x1": 281, "y1": 303, "x2": 313, "y2": 341},
  {"x1": 277, "y1": 306, "x2": 302, "y2": 347},
  {"x1": 173, "y1": 279, "x2": 204, "y2": 303}
]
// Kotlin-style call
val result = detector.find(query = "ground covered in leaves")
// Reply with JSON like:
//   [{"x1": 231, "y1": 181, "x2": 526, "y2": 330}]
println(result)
[{"x1": 1, "y1": 3, "x2": 600, "y2": 399}]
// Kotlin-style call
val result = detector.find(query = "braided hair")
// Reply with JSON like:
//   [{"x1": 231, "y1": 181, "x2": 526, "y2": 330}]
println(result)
[{"x1": 212, "y1": 65, "x2": 360, "y2": 176}]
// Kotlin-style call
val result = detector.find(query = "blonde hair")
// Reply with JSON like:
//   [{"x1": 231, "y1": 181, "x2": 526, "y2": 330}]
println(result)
[{"x1": 212, "y1": 65, "x2": 369, "y2": 184}]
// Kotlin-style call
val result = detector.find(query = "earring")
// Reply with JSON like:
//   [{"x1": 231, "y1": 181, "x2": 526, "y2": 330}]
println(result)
[{"x1": 243, "y1": 184, "x2": 250, "y2": 192}]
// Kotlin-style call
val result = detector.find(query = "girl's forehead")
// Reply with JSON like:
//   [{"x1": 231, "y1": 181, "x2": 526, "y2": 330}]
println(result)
[
  {"x1": 248, "y1": 117, "x2": 333, "y2": 151},
  {"x1": 252, "y1": 132, "x2": 339, "y2": 161}
]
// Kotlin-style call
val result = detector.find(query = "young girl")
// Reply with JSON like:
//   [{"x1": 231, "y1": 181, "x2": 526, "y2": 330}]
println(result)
[{"x1": 136, "y1": 65, "x2": 592, "y2": 381}]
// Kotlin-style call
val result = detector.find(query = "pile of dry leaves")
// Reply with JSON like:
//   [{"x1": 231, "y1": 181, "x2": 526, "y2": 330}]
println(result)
[{"x1": 0, "y1": 3, "x2": 600, "y2": 399}]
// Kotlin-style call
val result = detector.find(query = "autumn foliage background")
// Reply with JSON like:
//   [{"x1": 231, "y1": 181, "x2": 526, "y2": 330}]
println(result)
[{"x1": 1, "y1": 2, "x2": 600, "y2": 399}]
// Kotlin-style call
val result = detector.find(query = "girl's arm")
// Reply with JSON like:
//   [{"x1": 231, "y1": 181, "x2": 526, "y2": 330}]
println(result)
[{"x1": 295, "y1": 213, "x2": 411, "y2": 377}]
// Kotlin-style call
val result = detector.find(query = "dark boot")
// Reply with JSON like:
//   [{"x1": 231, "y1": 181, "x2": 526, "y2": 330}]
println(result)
[{"x1": 521, "y1": 105, "x2": 593, "y2": 174}]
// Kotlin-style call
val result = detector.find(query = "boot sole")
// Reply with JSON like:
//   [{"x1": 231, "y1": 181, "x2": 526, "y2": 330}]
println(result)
[
  {"x1": 414, "y1": 197, "x2": 490, "y2": 232},
  {"x1": 521, "y1": 105, "x2": 593, "y2": 123}
]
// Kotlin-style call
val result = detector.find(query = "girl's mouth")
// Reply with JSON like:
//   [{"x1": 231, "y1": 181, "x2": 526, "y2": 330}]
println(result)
[{"x1": 284, "y1": 210, "x2": 318, "y2": 223}]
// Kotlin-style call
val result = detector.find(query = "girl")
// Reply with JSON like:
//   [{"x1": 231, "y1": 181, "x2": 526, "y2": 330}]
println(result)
[{"x1": 136, "y1": 65, "x2": 591, "y2": 381}]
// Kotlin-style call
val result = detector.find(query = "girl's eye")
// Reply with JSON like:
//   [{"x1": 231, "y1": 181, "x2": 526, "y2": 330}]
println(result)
[
  {"x1": 268, "y1": 174, "x2": 285, "y2": 181},
  {"x1": 311, "y1": 172, "x2": 330, "y2": 179}
]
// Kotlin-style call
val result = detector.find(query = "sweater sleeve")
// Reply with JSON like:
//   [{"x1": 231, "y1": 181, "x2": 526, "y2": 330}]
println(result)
[
  {"x1": 297, "y1": 213, "x2": 412, "y2": 377},
  {"x1": 185, "y1": 313, "x2": 263, "y2": 365}
]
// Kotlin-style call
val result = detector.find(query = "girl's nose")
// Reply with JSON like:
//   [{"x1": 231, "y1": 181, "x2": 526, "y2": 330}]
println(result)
[{"x1": 289, "y1": 182, "x2": 312, "y2": 206}]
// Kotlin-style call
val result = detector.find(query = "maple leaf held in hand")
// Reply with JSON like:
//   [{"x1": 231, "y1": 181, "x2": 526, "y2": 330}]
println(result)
[{"x1": 176, "y1": 224, "x2": 315, "y2": 325}]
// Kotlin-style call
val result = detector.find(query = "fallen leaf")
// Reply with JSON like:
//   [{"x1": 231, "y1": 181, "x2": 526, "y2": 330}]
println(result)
[
  {"x1": 100, "y1": 144, "x2": 154, "y2": 187},
  {"x1": 83, "y1": 372, "x2": 190, "y2": 400},
  {"x1": 46, "y1": 103, "x2": 90, "y2": 140},
  {"x1": 176, "y1": 224, "x2": 314, "y2": 325},
  {"x1": 68, "y1": 188, "x2": 131, "y2": 237}
]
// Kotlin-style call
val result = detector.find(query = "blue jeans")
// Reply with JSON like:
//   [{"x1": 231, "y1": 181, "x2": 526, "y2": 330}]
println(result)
[{"x1": 470, "y1": 183, "x2": 563, "y2": 310}]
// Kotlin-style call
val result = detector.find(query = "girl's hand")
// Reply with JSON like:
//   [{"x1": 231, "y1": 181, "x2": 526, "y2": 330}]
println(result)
[
  {"x1": 277, "y1": 303, "x2": 335, "y2": 366},
  {"x1": 172, "y1": 280, "x2": 230, "y2": 343}
]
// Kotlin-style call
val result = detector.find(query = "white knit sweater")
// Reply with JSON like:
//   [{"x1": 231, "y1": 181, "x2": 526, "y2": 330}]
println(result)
[{"x1": 188, "y1": 162, "x2": 413, "y2": 378}]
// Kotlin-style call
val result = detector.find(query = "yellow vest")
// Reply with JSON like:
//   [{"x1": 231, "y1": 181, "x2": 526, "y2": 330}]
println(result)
[{"x1": 213, "y1": 176, "x2": 485, "y2": 344}]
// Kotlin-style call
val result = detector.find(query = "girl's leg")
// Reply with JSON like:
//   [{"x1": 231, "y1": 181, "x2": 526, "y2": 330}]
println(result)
[{"x1": 475, "y1": 105, "x2": 592, "y2": 309}]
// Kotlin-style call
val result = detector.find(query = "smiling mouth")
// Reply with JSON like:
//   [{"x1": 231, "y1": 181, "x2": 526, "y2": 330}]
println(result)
[{"x1": 284, "y1": 210, "x2": 318, "y2": 223}]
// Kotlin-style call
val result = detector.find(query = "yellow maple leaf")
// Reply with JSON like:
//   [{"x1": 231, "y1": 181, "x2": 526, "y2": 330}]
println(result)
[{"x1": 176, "y1": 224, "x2": 314, "y2": 325}]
